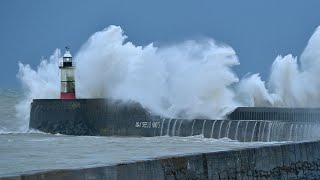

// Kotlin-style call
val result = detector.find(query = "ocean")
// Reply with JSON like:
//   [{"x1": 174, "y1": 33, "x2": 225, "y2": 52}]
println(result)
[{"x1": 0, "y1": 88, "x2": 284, "y2": 177}]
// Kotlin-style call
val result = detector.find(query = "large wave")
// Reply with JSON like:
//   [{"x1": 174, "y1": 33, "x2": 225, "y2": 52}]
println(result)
[{"x1": 16, "y1": 25, "x2": 320, "y2": 131}]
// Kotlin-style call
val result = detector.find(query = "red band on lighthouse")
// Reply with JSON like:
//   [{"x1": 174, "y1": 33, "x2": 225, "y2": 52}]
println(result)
[{"x1": 60, "y1": 93, "x2": 76, "y2": 99}]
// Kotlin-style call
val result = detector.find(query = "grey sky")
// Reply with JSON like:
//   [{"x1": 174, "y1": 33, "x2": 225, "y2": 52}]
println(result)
[{"x1": 1, "y1": 0, "x2": 320, "y2": 88}]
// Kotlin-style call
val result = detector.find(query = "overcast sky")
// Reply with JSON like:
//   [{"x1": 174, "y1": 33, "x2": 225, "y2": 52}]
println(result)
[{"x1": 1, "y1": 0, "x2": 320, "y2": 88}]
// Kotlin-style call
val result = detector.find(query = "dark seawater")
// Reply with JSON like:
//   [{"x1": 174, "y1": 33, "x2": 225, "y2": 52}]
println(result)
[
  {"x1": 0, "y1": 89, "x2": 22, "y2": 133},
  {"x1": 0, "y1": 89, "x2": 283, "y2": 177}
]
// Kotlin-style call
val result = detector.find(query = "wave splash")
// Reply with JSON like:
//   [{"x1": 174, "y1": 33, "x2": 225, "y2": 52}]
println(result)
[{"x1": 15, "y1": 25, "x2": 320, "y2": 132}]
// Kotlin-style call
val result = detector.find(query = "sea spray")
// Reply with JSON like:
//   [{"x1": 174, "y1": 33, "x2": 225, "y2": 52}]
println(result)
[
  {"x1": 236, "y1": 74, "x2": 273, "y2": 107},
  {"x1": 18, "y1": 25, "x2": 240, "y2": 125},
  {"x1": 75, "y1": 26, "x2": 240, "y2": 119},
  {"x1": 15, "y1": 25, "x2": 320, "y2": 133},
  {"x1": 268, "y1": 26, "x2": 320, "y2": 107},
  {"x1": 16, "y1": 50, "x2": 61, "y2": 132}
]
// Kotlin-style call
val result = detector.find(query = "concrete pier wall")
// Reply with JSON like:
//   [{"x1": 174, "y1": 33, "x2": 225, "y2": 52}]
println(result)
[
  {"x1": 229, "y1": 107, "x2": 320, "y2": 123},
  {"x1": 158, "y1": 118, "x2": 320, "y2": 142},
  {"x1": 30, "y1": 99, "x2": 158, "y2": 136},
  {"x1": 4, "y1": 140, "x2": 320, "y2": 180},
  {"x1": 30, "y1": 99, "x2": 320, "y2": 142}
]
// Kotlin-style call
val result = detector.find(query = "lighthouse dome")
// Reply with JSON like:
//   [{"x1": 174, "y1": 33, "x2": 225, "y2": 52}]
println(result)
[{"x1": 63, "y1": 50, "x2": 72, "y2": 58}]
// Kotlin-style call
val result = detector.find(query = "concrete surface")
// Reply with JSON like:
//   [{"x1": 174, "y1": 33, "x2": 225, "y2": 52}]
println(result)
[{"x1": 3, "y1": 139, "x2": 320, "y2": 180}]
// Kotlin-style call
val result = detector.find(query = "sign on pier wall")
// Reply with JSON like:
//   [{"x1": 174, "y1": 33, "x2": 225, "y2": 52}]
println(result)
[{"x1": 135, "y1": 121, "x2": 161, "y2": 128}]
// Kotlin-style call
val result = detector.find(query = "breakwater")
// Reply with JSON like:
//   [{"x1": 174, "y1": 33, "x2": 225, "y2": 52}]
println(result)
[
  {"x1": 160, "y1": 118, "x2": 319, "y2": 142},
  {"x1": 3, "y1": 139, "x2": 320, "y2": 179},
  {"x1": 30, "y1": 99, "x2": 320, "y2": 141}
]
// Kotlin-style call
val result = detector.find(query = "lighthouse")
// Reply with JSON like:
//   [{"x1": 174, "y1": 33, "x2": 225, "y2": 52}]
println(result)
[{"x1": 59, "y1": 47, "x2": 76, "y2": 99}]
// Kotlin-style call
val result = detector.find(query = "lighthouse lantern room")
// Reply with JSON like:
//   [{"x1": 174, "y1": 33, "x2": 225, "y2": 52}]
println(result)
[{"x1": 59, "y1": 47, "x2": 76, "y2": 99}]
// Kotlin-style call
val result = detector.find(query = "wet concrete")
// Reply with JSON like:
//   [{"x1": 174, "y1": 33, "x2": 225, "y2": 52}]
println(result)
[
  {"x1": 30, "y1": 99, "x2": 320, "y2": 142},
  {"x1": 230, "y1": 107, "x2": 320, "y2": 123},
  {"x1": 3, "y1": 139, "x2": 320, "y2": 180}
]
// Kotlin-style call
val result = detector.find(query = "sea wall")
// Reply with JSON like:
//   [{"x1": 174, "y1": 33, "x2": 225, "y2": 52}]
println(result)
[
  {"x1": 30, "y1": 99, "x2": 158, "y2": 136},
  {"x1": 158, "y1": 118, "x2": 319, "y2": 142},
  {"x1": 30, "y1": 99, "x2": 320, "y2": 142},
  {"x1": 4, "y1": 140, "x2": 320, "y2": 180},
  {"x1": 229, "y1": 107, "x2": 320, "y2": 123}
]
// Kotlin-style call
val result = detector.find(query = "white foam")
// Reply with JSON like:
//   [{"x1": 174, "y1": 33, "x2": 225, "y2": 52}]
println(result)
[{"x1": 15, "y1": 25, "x2": 320, "y2": 132}]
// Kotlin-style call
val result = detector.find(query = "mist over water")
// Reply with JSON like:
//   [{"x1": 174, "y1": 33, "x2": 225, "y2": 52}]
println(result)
[{"x1": 16, "y1": 25, "x2": 320, "y2": 132}]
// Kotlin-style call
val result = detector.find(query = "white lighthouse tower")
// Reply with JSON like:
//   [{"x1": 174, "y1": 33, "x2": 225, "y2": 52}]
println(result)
[{"x1": 59, "y1": 47, "x2": 76, "y2": 99}]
